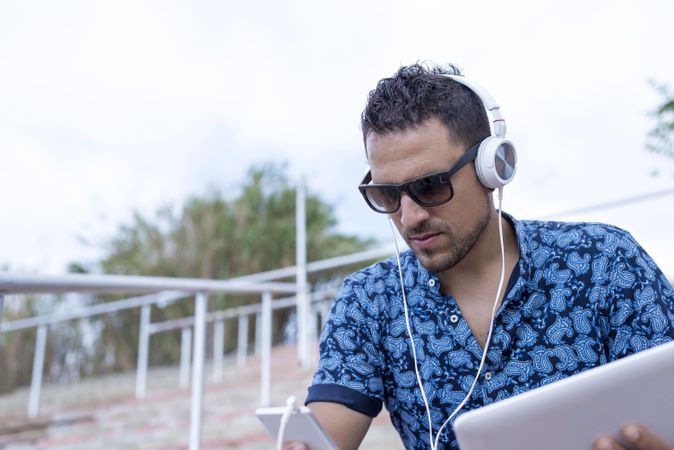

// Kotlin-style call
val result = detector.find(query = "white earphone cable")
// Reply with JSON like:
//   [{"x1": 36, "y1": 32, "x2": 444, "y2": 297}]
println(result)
[
  {"x1": 389, "y1": 188, "x2": 507, "y2": 450},
  {"x1": 276, "y1": 395, "x2": 297, "y2": 450},
  {"x1": 433, "y1": 188, "x2": 506, "y2": 449},
  {"x1": 388, "y1": 217, "x2": 436, "y2": 447}
]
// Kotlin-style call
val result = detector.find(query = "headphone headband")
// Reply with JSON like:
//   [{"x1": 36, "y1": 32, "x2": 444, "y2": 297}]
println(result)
[{"x1": 445, "y1": 74, "x2": 506, "y2": 138}]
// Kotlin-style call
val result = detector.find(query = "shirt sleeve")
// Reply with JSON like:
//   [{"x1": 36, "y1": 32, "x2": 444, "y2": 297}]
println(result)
[
  {"x1": 305, "y1": 275, "x2": 385, "y2": 418},
  {"x1": 601, "y1": 229, "x2": 674, "y2": 360}
]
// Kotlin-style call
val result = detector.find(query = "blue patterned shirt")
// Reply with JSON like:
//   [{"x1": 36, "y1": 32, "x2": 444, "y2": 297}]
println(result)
[{"x1": 306, "y1": 215, "x2": 674, "y2": 449}]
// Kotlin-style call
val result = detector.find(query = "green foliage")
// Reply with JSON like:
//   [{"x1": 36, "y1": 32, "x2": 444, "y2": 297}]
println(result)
[
  {"x1": 101, "y1": 162, "x2": 370, "y2": 278},
  {"x1": 0, "y1": 297, "x2": 40, "y2": 393},
  {"x1": 84, "y1": 162, "x2": 374, "y2": 376},
  {"x1": 647, "y1": 80, "x2": 674, "y2": 173},
  {"x1": 1, "y1": 162, "x2": 375, "y2": 391}
]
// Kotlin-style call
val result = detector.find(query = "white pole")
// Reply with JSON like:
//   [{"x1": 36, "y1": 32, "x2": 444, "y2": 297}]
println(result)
[
  {"x1": 0, "y1": 294, "x2": 4, "y2": 330},
  {"x1": 237, "y1": 315, "x2": 249, "y2": 367},
  {"x1": 135, "y1": 305, "x2": 151, "y2": 399},
  {"x1": 296, "y1": 178, "x2": 310, "y2": 368},
  {"x1": 28, "y1": 325, "x2": 47, "y2": 418},
  {"x1": 255, "y1": 312, "x2": 262, "y2": 356},
  {"x1": 260, "y1": 292, "x2": 272, "y2": 406},
  {"x1": 309, "y1": 307, "x2": 318, "y2": 351},
  {"x1": 320, "y1": 302, "x2": 330, "y2": 330},
  {"x1": 189, "y1": 292, "x2": 207, "y2": 450},
  {"x1": 180, "y1": 327, "x2": 192, "y2": 389},
  {"x1": 212, "y1": 320, "x2": 224, "y2": 382}
]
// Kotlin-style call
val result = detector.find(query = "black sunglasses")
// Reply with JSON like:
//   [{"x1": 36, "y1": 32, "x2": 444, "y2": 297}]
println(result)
[{"x1": 358, "y1": 143, "x2": 479, "y2": 214}]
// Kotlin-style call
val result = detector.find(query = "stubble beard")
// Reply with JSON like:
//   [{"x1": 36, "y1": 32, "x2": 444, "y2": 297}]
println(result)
[{"x1": 403, "y1": 197, "x2": 493, "y2": 274}]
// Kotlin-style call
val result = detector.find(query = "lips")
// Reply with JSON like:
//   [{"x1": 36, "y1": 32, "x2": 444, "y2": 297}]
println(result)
[{"x1": 409, "y1": 232, "x2": 441, "y2": 248}]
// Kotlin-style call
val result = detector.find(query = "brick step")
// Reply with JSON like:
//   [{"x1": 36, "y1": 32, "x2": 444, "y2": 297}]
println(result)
[{"x1": 0, "y1": 344, "x2": 402, "y2": 449}]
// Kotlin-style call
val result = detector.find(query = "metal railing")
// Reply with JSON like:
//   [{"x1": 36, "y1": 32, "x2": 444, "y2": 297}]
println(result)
[
  {"x1": 0, "y1": 273, "x2": 295, "y2": 450},
  {"x1": 0, "y1": 244, "x2": 395, "y2": 450}
]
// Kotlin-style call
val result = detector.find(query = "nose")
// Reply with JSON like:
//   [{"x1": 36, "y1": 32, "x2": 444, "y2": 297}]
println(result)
[{"x1": 398, "y1": 194, "x2": 431, "y2": 230}]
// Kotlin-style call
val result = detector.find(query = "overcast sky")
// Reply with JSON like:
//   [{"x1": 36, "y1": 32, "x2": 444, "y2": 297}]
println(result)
[{"x1": 1, "y1": 0, "x2": 673, "y2": 277}]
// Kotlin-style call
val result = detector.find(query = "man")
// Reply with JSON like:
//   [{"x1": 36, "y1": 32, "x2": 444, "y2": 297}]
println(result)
[{"x1": 297, "y1": 63, "x2": 674, "y2": 449}]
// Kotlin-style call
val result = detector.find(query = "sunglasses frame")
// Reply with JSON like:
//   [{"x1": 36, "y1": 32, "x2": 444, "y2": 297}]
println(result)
[{"x1": 358, "y1": 143, "x2": 480, "y2": 214}]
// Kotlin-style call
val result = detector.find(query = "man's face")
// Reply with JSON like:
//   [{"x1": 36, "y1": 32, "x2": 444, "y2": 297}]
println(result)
[{"x1": 366, "y1": 117, "x2": 492, "y2": 274}]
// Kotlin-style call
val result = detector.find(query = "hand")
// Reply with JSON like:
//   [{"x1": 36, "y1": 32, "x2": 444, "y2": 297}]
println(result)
[{"x1": 595, "y1": 424, "x2": 671, "y2": 450}]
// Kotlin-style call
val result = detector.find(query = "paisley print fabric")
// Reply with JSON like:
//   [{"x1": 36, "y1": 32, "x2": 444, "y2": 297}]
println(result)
[{"x1": 306, "y1": 215, "x2": 674, "y2": 449}]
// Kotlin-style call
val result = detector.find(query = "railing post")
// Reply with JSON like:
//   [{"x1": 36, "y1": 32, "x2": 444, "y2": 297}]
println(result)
[
  {"x1": 260, "y1": 291, "x2": 272, "y2": 406},
  {"x1": 135, "y1": 304, "x2": 151, "y2": 399},
  {"x1": 309, "y1": 305, "x2": 318, "y2": 350},
  {"x1": 28, "y1": 324, "x2": 47, "y2": 418},
  {"x1": 189, "y1": 291, "x2": 208, "y2": 450},
  {"x1": 212, "y1": 320, "x2": 224, "y2": 382},
  {"x1": 320, "y1": 302, "x2": 330, "y2": 330},
  {"x1": 180, "y1": 327, "x2": 192, "y2": 389},
  {"x1": 0, "y1": 294, "x2": 4, "y2": 330},
  {"x1": 237, "y1": 315, "x2": 249, "y2": 367},
  {"x1": 296, "y1": 178, "x2": 310, "y2": 368},
  {"x1": 255, "y1": 312, "x2": 262, "y2": 356}
]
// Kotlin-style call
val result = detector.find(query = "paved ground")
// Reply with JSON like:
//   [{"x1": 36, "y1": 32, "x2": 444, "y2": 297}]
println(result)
[{"x1": 0, "y1": 345, "x2": 403, "y2": 449}]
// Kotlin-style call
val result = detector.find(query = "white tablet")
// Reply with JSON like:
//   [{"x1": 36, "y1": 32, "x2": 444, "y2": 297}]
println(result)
[
  {"x1": 255, "y1": 405, "x2": 338, "y2": 450},
  {"x1": 454, "y1": 340, "x2": 674, "y2": 450}
]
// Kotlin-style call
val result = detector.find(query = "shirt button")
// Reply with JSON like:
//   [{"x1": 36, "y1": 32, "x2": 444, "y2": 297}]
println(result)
[
  {"x1": 450, "y1": 314, "x2": 459, "y2": 323},
  {"x1": 428, "y1": 279, "x2": 436, "y2": 288},
  {"x1": 485, "y1": 371, "x2": 492, "y2": 381}
]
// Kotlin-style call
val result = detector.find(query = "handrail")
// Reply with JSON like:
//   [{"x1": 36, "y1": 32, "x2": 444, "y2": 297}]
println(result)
[
  {"x1": 1, "y1": 291, "x2": 186, "y2": 333},
  {"x1": 0, "y1": 272, "x2": 296, "y2": 295},
  {"x1": 0, "y1": 245, "x2": 395, "y2": 450},
  {"x1": 147, "y1": 289, "x2": 337, "y2": 335},
  {"x1": 227, "y1": 244, "x2": 398, "y2": 283}
]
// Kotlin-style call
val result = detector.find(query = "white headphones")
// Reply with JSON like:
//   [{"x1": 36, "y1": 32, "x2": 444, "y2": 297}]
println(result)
[{"x1": 446, "y1": 74, "x2": 518, "y2": 190}]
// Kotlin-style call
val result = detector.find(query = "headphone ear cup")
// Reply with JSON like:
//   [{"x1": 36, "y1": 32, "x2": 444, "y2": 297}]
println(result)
[{"x1": 474, "y1": 138, "x2": 518, "y2": 189}]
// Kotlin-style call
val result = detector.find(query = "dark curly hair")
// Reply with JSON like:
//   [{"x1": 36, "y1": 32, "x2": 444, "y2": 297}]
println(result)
[{"x1": 360, "y1": 62, "x2": 490, "y2": 154}]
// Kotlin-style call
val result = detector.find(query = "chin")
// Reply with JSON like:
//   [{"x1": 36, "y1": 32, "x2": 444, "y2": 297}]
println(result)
[{"x1": 416, "y1": 251, "x2": 461, "y2": 274}]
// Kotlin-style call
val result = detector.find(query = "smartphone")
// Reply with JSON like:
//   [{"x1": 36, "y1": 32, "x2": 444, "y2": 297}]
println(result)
[{"x1": 255, "y1": 405, "x2": 338, "y2": 450}]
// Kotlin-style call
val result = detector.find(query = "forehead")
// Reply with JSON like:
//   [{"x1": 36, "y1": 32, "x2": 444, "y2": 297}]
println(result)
[{"x1": 366, "y1": 118, "x2": 465, "y2": 183}]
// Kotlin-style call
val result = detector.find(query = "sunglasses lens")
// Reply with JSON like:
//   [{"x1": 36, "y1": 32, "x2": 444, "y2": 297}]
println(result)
[
  {"x1": 409, "y1": 174, "x2": 452, "y2": 206},
  {"x1": 365, "y1": 187, "x2": 400, "y2": 213}
]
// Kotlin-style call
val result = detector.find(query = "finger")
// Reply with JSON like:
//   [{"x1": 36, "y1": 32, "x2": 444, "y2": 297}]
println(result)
[
  {"x1": 621, "y1": 424, "x2": 671, "y2": 450},
  {"x1": 595, "y1": 437, "x2": 628, "y2": 450}
]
